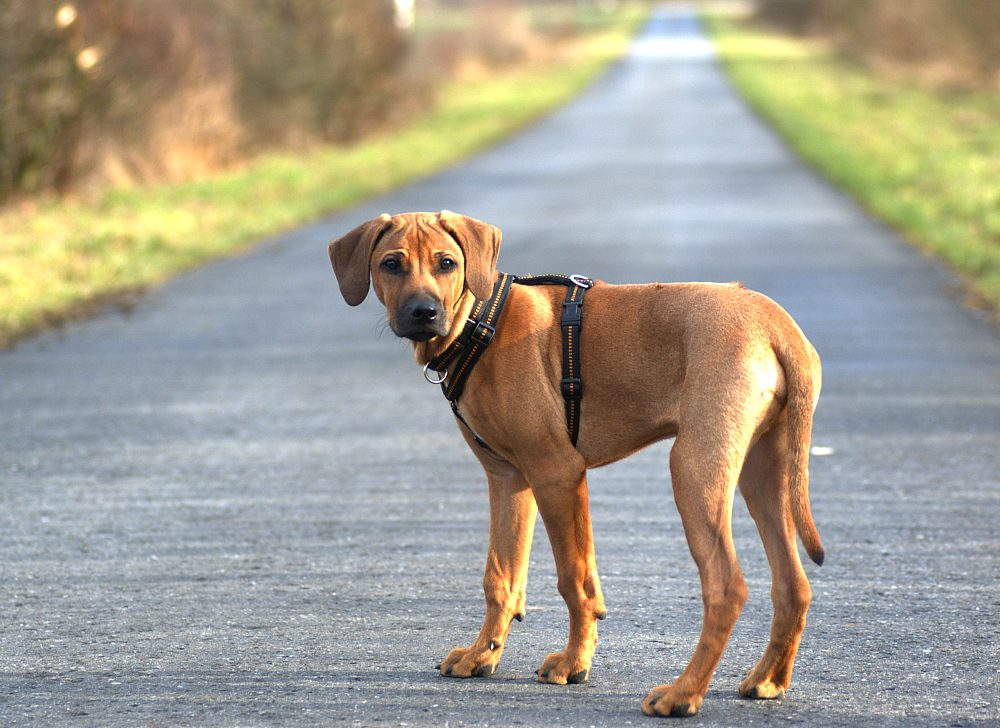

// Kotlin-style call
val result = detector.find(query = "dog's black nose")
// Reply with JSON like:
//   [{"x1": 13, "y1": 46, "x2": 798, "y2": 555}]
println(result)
[
  {"x1": 396, "y1": 295, "x2": 446, "y2": 341},
  {"x1": 406, "y1": 298, "x2": 439, "y2": 322}
]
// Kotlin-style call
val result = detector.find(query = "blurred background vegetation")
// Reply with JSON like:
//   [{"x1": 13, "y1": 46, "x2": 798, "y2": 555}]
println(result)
[
  {"x1": 754, "y1": 0, "x2": 998, "y2": 90},
  {"x1": 2, "y1": 0, "x2": 394, "y2": 199},
  {"x1": 0, "y1": 0, "x2": 634, "y2": 203}
]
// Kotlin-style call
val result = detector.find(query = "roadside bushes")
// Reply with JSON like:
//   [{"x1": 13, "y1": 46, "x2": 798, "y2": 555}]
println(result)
[
  {"x1": 0, "y1": 0, "x2": 409, "y2": 200},
  {"x1": 754, "y1": 0, "x2": 999, "y2": 90},
  {"x1": 0, "y1": 0, "x2": 630, "y2": 203}
]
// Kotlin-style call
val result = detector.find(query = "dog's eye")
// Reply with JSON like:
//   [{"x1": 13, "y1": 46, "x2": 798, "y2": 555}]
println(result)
[
  {"x1": 381, "y1": 258, "x2": 401, "y2": 272},
  {"x1": 440, "y1": 258, "x2": 456, "y2": 272}
]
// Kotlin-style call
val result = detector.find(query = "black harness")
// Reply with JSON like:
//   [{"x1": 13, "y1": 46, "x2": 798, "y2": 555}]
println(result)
[{"x1": 424, "y1": 272, "x2": 593, "y2": 454}]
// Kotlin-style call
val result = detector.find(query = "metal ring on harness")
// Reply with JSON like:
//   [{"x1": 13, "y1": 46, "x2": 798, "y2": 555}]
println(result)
[
  {"x1": 423, "y1": 362, "x2": 448, "y2": 384},
  {"x1": 569, "y1": 274, "x2": 593, "y2": 289}
]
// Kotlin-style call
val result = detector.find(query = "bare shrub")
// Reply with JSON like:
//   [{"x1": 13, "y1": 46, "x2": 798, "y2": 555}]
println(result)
[
  {"x1": 0, "y1": 0, "x2": 619, "y2": 201},
  {"x1": 0, "y1": 0, "x2": 410, "y2": 199},
  {"x1": 227, "y1": 0, "x2": 412, "y2": 146},
  {"x1": 0, "y1": 0, "x2": 86, "y2": 196},
  {"x1": 72, "y1": 1, "x2": 244, "y2": 187}
]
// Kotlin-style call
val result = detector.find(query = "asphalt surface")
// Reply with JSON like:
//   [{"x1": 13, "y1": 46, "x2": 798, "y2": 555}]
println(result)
[{"x1": 2, "y1": 6, "x2": 999, "y2": 727}]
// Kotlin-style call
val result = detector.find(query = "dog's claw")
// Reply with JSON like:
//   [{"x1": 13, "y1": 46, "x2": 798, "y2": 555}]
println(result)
[
  {"x1": 568, "y1": 669, "x2": 590, "y2": 684},
  {"x1": 444, "y1": 665, "x2": 453, "y2": 676},
  {"x1": 741, "y1": 681, "x2": 785, "y2": 700},
  {"x1": 671, "y1": 703, "x2": 695, "y2": 717},
  {"x1": 643, "y1": 685, "x2": 702, "y2": 717},
  {"x1": 474, "y1": 664, "x2": 496, "y2": 678},
  {"x1": 435, "y1": 662, "x2": 442, "y2": 670}
]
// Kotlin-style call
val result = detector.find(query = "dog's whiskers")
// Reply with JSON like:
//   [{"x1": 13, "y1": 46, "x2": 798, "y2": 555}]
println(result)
[{"x1": 374, "y1": 318, "x2": 393, "y2": 339}]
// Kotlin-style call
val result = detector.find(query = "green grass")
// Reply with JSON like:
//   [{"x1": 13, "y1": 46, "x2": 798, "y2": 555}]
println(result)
[
  {"x1": 0, "y1": 7, "x2": 646, "y2": 348},
  {"x1": 704, "y1": 11, "x2": 1000, "y2": 316}
]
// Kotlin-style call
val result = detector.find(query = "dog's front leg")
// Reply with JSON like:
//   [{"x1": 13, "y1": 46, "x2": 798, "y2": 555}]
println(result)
[
  {"x1": 438, "y1": 460, "x2": 537, "y2": 678},
  {"x1": 529, "y1": 457, "x2": 606, "y2": 685}
]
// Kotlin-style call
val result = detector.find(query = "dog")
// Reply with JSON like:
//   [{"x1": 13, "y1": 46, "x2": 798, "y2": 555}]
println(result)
[{"x1": 328, "y1": 211, "x2": 824, "y2": 717}]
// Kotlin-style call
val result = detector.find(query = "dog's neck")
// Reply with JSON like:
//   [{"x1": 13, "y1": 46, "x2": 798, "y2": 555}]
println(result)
[{"x1": 411, "y1": 291, "x2": 479, "y2": 367}]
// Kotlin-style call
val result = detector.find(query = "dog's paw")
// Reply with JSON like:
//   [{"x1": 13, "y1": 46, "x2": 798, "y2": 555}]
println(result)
[
  {"x1": 739, "y1": 675, "x2": 786, "y2": 700},
  {"x1": 436, "y1": 645, "x2": 500, "y2": 679},
  {"x1": 535, "y1": 651, "x2": 590, "y2": 685},
  {"x1": 641, "y1": 684, "x2": 702, "y2": 718}
]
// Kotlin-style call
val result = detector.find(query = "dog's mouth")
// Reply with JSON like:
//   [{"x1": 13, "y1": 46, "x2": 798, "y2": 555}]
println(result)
[
  {"x1": 391, "y1": 320, "x2": 449, "y2": 342},
  {"x1": 391, "y1": 296, "x2": 451, "y2": 342}
]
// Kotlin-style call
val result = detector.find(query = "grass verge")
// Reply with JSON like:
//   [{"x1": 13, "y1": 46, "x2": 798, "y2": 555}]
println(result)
[
  {"x1": 703, "y1": 11, "x2": 1000, "y2": 317},
  {"x1": 0, "y1": 7, "x2": 646, "y2": 349}
]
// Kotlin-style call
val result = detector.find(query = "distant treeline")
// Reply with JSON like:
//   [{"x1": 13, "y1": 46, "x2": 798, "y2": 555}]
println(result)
[
  {"x1": 0, "y1": 0, "x2": 410, "y2": 201},
  {"x1": 755, "y1": 0, "x2": 999, "y2": 90}
]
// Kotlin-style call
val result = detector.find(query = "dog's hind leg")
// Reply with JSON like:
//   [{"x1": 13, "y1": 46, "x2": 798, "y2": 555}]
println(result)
[
  {"x1": 737, "y1": 423, "x2": 812, "y2": 700},
  {"x1": 642, "y1": 432, "x2": 749, "y2": 718},
  {"x1": 438, "y1": 460, "x2": 537, "y2": 678},
  {"x1": 527, "y1": 453, "x2": 607, "y2": 685}
]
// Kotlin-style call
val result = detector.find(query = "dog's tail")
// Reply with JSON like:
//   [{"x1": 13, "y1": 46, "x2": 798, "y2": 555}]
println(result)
[{"x1": 776, "y1": 336, "x2": 825, "y2": 566}]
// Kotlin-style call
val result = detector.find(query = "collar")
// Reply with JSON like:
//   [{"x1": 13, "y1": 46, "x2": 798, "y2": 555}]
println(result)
[{"x1": 423, "y1": 272, "x2": 515, "y2": 403}]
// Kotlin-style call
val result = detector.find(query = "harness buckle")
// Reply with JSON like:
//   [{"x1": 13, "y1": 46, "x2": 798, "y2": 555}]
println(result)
[
  {"x1": 561, "y1": 377, "x2": 583, "y2": 397},
  {"x1": 472, "y1": 321, "x2": 496, "y2": 346},
  {"x1": 569, "y1": 274, "x2": 593, "y2": 289},
  {"x1": 562, "y1": 300, "x2": 583, "y2": 325}
]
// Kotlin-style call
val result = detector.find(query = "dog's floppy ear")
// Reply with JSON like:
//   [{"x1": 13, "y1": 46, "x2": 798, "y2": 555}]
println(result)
[
  {"x1": 328, "y1": 214, "x2": 393, "y2": 306},
  {"x1": 438, "y1": 210, "x2": 501, "y2": 301}
]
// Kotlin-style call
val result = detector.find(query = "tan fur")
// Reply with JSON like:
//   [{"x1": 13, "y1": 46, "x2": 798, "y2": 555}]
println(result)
[{"x1": 328, "y1": 212, "x2": 824, "y2": 717}]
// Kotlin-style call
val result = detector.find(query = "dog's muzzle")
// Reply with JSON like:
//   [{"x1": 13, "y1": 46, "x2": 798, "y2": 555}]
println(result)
[{"x1": 395, "y1": 296, "x2": 448, "y2": 341}]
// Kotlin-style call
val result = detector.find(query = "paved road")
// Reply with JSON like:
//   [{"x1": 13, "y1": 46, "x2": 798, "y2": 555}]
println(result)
[{"x1": 3, "y1": 6, "x2": 999, "y2": 727}]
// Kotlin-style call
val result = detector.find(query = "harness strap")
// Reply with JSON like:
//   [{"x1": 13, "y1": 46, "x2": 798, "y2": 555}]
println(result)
[
  {"x1": 433, "y1": 272, "x2": 514, "y2": 403},
  {"x1": 425, "y1": 291, "x2": 490, "y2": 375},
  {"x1": 516, "y1": 274, "x2": 592, "y2": 447},
  {"x1": 425, "y1": 271, "x2": 592, "y2": 451},
  {"x1": 560, "y1": 283, "x2": 586, "y2": 447},
  {"x1": 450, "y1": 401, "x2": 493, "y2": 452}
]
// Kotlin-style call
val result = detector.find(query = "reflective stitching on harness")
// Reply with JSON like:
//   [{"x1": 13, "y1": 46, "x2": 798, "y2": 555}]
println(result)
[
  {"x1": 486, "y1": 273, "x2": 509, "y2": 322},
  {"x1": 447, "y1": 348, "x2": 479, "y2": 399},
  {"x1": 567, "y1": 328, "x2": 574, "y2": 378}
]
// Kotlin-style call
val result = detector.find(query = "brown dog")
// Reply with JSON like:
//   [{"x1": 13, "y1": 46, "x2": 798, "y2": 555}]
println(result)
[{"x1": 328, "y1": 211, "x2": 824, "y2": 717}]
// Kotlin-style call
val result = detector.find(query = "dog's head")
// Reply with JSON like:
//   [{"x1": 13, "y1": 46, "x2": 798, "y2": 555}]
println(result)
[{"x1": 328, "y1": 211, "x2": 501, "y2": 342}]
